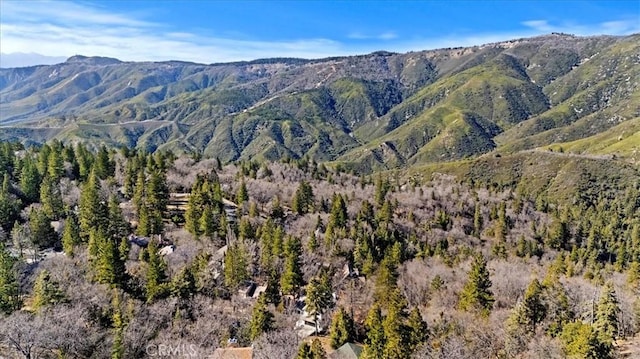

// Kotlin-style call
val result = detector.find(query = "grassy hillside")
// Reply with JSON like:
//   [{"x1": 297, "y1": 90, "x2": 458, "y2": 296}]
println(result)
[{"x1": 1, "y1": 33, "x2": 638, "y2": 170}]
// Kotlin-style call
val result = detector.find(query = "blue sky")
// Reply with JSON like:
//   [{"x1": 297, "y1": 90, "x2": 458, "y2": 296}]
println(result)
[{"x1": 1, "y1": 0, "x2": 639, "y2": 66}]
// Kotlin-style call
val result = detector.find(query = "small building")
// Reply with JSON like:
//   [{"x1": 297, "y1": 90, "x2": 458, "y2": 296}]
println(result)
[
  {"x1": 128, "y1": 234, "x2": 149, "y2": 248},
  {"x1": 238, "y1": 281, "x2": 257, "y2": 299},
  {"x1": 330, "y1": 343, "x2": 363, "y2": 359},
  {"x1": 252, "y1": 284, "x2": 267, "y2": 299},
  {"x1": 158, "y1": 245, "x2": 175, "y2": 256},
  {"x1": 210, "y1": 347, "x2": 253, "y2": 359}
]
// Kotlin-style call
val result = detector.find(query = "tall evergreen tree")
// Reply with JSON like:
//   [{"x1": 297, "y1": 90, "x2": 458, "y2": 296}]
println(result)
[
  {"x1": 459, "y1": 254, "x2": 494, "y2": 316},
  {"x1": 309, "y1": 338, "x2": 326, "y2": 359},
  {"x1": 145, "y1": 240, "x2": 168, "y2": 302},
  {"x1": 0, "y1": 244, "x2": 21, "y2": 314},
  {"x1": 361, "y1": 304, "x2": 385, "y2": 359},
  {"x1": 473, "y1": 202, "x2": 483, "y2": 238},
  {"x1": 79, "y1": 169, "x2": 107, "y2": 239},
  {"x1": 28, "y1": 207, "x2": 57, "y2": 249},
  {"x1": 560, "y1": 322, "x2": 612, "y2": 359},
  {"x1": 330, "y1": 307, "x2": 356, "y2": 349},
  {"x1": 106, "y1": 195, "x2": 130, "y2": 241},
  {"x1": 19, "y1": 157, "x2": 41, "y2": 204},
  {"x1": 594, "y1": 282, "x2": 620, "y2": 341},
  {"x1": 40, "y1": 175, "x2": 64, "y2": 220},
  {"x1": 46, "y1": 146, "x2": 64, "y2": 181},
  {"x1": 223, "y1": 242, "x2": 249, "y2": 289},
  {"x1": 93, "y1": 230, "x2": 127, "y2": 288},
  {"x1": 236, "y1": 180, "x2": 249, "y2": 205},
  {"x1": 111, "y1": 290, "x2": 126, "y2": 359},
  {"x1": 0, "y1": 174, "x2": 20, "y2": 233},
  {"x1": 250, "y1": 294, "x2": 274, "y2": 340},
  {"x1": 292, "y1": 180, "x2": 314, "y2": 215},
  {"x1": 305, "y1": 272, "x2": 334, "y2": 335},
  {"x1": 297, "y1": 342, "x2": 312, "y2": 359},
  {"x1": 383, "y1": 289, "x2": 410, "y2": 359},
  {"x1": 281, "y1": 236, "x2": 304, "y2": 296},
  {"x1": 62, "y1": 215, "x2": 80, "y2": 257},
  {"x1": 95, "y1": 145, "x2": 114, "y2": 179},
  {"x1": 32, "y1": 269, "x2": 65, "y2": 312},
  {"x1": 407, "y1": 307, "x2": 428, "y2": 352}
]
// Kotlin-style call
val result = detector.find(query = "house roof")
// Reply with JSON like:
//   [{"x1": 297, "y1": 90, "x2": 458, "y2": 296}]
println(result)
[
  {"x1": 330, "y1": 343, "x2": 363, "y2": 359},
  {"x1": 210, "y1": 347, "x2": 253, "y2": 359}
]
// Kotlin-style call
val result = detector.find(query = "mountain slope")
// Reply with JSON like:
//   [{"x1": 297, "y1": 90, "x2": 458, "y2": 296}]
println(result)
[{"x1": 1, "y1": 33, "x2": 638, "y2": 168}]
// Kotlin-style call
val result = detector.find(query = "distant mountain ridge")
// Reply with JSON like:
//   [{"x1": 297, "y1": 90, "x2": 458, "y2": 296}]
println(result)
[{"x1": 1, "y1": 33, "x2": 638, "y2": 170}]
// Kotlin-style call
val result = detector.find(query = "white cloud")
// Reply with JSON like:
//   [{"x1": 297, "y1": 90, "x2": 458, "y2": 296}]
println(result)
[
  {"x1": 0, "y1": 1, "x2": 638, "y2": 65},
  {"x1": 521, "y1": 18, "x2": 640, "y2": 36},
  {"x1": 0, "y1": 52, "x2": 67, "y2": 68},
  {"x1": 0, "y1": 1, "x2": 361, "y2": 63},
  {"x1": 348, "y1": 31, "x2": 398, "y2": 40}
]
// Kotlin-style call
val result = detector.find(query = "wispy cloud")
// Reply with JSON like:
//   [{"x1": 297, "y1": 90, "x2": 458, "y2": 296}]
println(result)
[
  {"x1": 1, "y1": 0, "x2": 638, "y2": 65},
  {"x1": 521, "y1": 18, "x2": 640, "y2": 36},
  {"x1": 0, "y1": 0, "x2": 360, "y2": 63},
  {"x1": 348, "y1": 31, "x2": 398, "y2": 40}
]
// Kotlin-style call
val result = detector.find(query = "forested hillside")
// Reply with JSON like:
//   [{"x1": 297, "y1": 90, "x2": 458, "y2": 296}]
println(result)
[
  {"x1": 1, "y1": 33, "x2": 638, "y2": 170},
  {"x1": 0, "y1": 141, "x2": 638, "y2": 358}
]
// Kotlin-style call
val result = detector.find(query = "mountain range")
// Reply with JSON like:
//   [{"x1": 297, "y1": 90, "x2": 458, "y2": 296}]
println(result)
[{"x1": 1, "y1": 33, "x2": 638, "y2": 174}]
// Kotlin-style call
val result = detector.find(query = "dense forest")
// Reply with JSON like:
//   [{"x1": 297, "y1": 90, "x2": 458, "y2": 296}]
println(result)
[{"x1": 0, "y1": 140, "x2": 639, "y2": 358}]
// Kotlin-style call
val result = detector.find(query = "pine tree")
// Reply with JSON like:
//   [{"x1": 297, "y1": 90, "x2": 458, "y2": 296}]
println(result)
[
  {"x1": 145, "y1": 240, "x2": 168, "y2": 302},
  {"x1": 28, "y1": 207, "x2": 57, "y2": 249},
  {"x1": 250, "y1": 294, "x2": 274, "y2": 340},
  {"x1": 383, "y1": 289, "x2": 410, "y2": 359},
  {"x1": 459, "y1": 254, "x2": 494, "y2": 316},
  {"x1": 305, "y1": 272, "x2": 333, "y2": 335},
  {"x1": 238, "y1": 217, "x2": 254, "y2": 240},
  {"x1": 95, "y1": 145, "x2": 114, "y2": 179},
  {"x1": 407, "y1": 307, "x2": 428, "y2": 351},
  {"x1": 19, "y1": 158, "x2": 41, "y2": 204},
  {"x1": 31, "y1": 269, "x2": 65, "y2": 312},
  {"x1": 494, "y1": 201, "x2": 508, "y2": 242},
  {"x1": 309, "y1": 338, "x2": 326, "y2": 359},
  {"x1": 281, "y1": 236, "x2": 304, "y2": 296},
  {"x1": 374, "y1": 175, "x2": 390, "y2": 207},
  {"x1": 170, "y1": 266, "x2": 197, "y2": 299},
  {"x1": 374, "y1": 254, "x2": 398, "y2": 309},
  {"x1": 297, "y1": 342, "x2": 312, "y2": 359},
  {"x1": 46, "y1": 146, "x2": 64, "y2": 181},
  {"x1": 264, "y1": 269, "x2": 281, "y2": 305},
  {"x1": 199, "y1": 206, "x2": 217, "y2": 239},
  {"x1": 523, "y1": 278, "x2": 547, "y2": 331},
  {"x1": 292, "y1": 180, "x2": 314, "y2": 215},
  {"x1": 270, "y1": 196, "x2": 284, "y2": 221},
  {"x1": 0, "y1": 244, "x2": 21, "y2": 314},
  {"x1": 307, "y1": 231, "x2": 318, "y2": 251},
  {"x1": 111, "y1": 290, "x2": 126, "y2": 359},
  {"x1": 224, "y1": 242, "x2": 249, "y2": 289},
  {"x1": 560, "y1": 322, "x2": 612, "y2": 359},
  {"x1": 236, "y1": 180, "x2": 248, "y2": 205},
  {"x1": 0, "y1": 174, "x2": 20, "y2": 233},
  {"x1": 106, "y1": 195, "x2": 130, "y2": 241},
  {"x1": 79, "y1": 168, "x2": 107, "y2": 239},
  {"x1": 328, "y1": 193, "x2": 348, "y2": 229},
  {"x1": 146, "y1": 169, "x2": 168, "y2": 235},
  {"x1": 330, "y1": 307, "x2": 356, "y2": 349},
  {"x1": 93, "y1": 230, "x2": 127, "y2": 288},
  {"x1": 39, "y1": 175, "x2": 64, "y2": 220},
  {"x1": 361, "y1": 304, "x2": 385, "y2": 359},
  {"x1": 542, "y1": 274, "x2": 573, "y2": 336},
  {"x1": 627, "y1": 261, "x2": 640, "y2": 292},
  {"x1": 62, "y1": 215, "x2": 80, "y2": 257},
  {"x1": 594, "y1": 282, "x2": 620, "y2": 342},
  {"x1": 473, "y1": 202, "x2": 483, "y2": 237}
]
